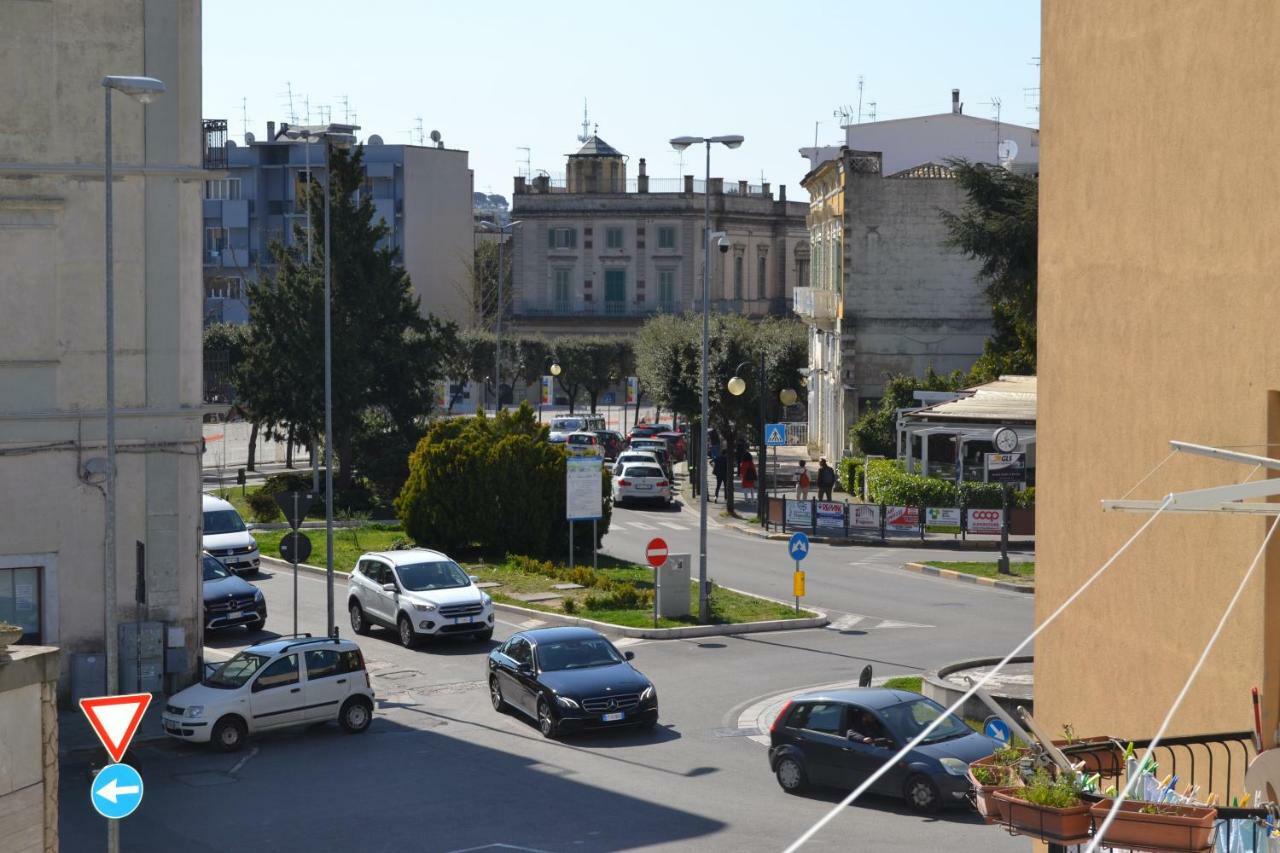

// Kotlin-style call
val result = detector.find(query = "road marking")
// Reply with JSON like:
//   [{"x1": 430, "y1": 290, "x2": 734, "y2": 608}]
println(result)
[
  {"x1": 826, "y1": 614, "x2": 864, "y2": 632},
  {"x1": 518, "y1": 619, "x2": 546, "y2": 629},
  {"x1": 627, "y1": 521, "x2": 659, "y2": 531},
  {"x1": 824, "y1": 613, "x2": 934, "y2": 631},
  {"x1": 657, "y1": 522, "x2": 687, "y2": 530},
  {"x1": 229, "y1": 746, "x2": 259, "y2": 775}
]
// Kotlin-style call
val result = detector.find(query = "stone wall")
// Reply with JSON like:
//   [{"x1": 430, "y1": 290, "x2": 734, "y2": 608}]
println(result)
[{"x1": 0, "y1": 646, "x2": 61, "y2": 853}]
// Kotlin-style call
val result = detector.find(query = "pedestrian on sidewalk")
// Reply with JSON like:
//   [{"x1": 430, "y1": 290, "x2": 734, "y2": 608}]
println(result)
[
  {"x1": 740, "y1": 452, "x2": 757, "y2": 500},
  {"x1": 816, "y1": 458, "x2": 836, "y2": 501},
  {"x1": 712, "y1": 452, "x2": 727, "y2": 501},
  {"x1": 796, "y1": 460, "x2": 811, "y2": 500}
]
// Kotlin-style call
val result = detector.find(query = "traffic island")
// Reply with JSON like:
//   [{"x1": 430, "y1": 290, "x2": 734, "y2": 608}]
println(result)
[{"x1": 902, "y1": 560, "x2": 1035, "y2": 593}]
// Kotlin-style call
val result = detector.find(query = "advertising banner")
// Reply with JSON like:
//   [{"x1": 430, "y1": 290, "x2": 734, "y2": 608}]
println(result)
[
  {"x1": 785, "y1": 499, "x2": 813, "y2": 527},
  {"x1": 925, "y1": 507, "x2": 962, "y2": 527},
  {"x1": 540, "y1": 375, "x2": 555, "y2": 406},
  {"x1": 985, "y1": 453, "x2": 1026, "y2": 485},
  {"x1": 816, "y1": 501, "x2": 845, "y2": 529},
  {"x1": 625, "y1": 376, "x2": 639, "y2": 406},
  {"x1": 885, "y1": 506, "x2": 921, "y2": 533},
  {"x1": 566, "y1": 455, "x2": 602, "y2": 520},
  {"x1": 849, "y1": 504, "x2": 881, "y2": 529},
  {"x1": 966, "y1": 508, "x2": 1004, "y2": 535}
]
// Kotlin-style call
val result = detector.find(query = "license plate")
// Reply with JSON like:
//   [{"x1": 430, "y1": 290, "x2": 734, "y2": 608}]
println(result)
[
  {"x1": 601, "y1": 712, "x2": 625, "y2": 722},
  {"x1": 454, "y1": 616, "x2": 474, "y2": 624},
  {"x1": 635, "y1": 484, "x2": 652, "y2": 490},
  {"x1": 228, "y1": 611, "x2": 242, "y2": 620}
]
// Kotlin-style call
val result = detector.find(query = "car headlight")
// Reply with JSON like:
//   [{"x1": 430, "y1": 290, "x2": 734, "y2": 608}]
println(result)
[
  {"x1": 640, "y1": 685, "x2": 655, "y2": 702},
  {"x1": 939, "y1": 757, "x2": 968, "y2": 776},
  {"x1": 556, "y1": 695, "x2": 580, "y2": 709},
  {"x1": 480, "y1": 593, "x2": 491, "y2": 606},
  {"x1": 185, "y1": 705, "x2": 204, "y2": 719},
  {"x1": 413, "y1": 602, "x2": 436, "y2": 612},
  {"x1": 253, "y1": 589, "x2": 264, "y2": 601}
]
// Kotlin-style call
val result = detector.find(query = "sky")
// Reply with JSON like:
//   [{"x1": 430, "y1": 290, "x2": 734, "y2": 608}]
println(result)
[{"x1": 203, "y1": 0, "x2": 1040, "y2": 199}]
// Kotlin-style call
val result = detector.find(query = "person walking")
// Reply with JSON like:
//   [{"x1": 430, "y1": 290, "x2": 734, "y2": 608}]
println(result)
[
  {"x1": 816, "y1": 458, "x2": 836, "y2": 501},
  {"x1": 796, "y1": 460, "x2": 811, "y2": 500},
  {"x1": 740, "y1": 452, "x2": 758, "y2": 501},
  {"x1": 712, "y1": 452, "x2": 728, "y2": 501}
]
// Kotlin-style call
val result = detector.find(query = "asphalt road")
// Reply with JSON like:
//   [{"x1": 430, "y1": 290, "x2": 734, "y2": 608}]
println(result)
[{"x1": 61, "y1": 503, "x2": 1032, "y2": 853}]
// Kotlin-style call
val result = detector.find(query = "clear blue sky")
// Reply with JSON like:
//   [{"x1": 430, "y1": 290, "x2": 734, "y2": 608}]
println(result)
[{"x1": 203, "y1": 1, "x2": 1040, "y2": 198}]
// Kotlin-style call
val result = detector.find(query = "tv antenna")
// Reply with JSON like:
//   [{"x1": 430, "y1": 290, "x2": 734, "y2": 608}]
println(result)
[
  {"x1": 983, "y1": 97, "x2": 1003, "y2": 163},
  {"x1": 857, "y1": 75, "x2": 865, "y2": 123},
  {"x1": 577, "y1": 99, "x2": 591, "y2": 143},
  {"x1": 833, "y1": 105, "x2": 854, "y2": 127},
  {"x1": 867, "y1": 101, "x2": 877, "y2": 122},
  {"x1": 281, "y1": 81, "x2": 298, "y2": 125},
  {"x1": 517, "y1": 146, "x2": 532, "y2": 179},
  {"x1": 240, "y1": 97, "x2": 251, "y2": 140},
  {"x1": 337, "y1": 94, "x2": 351, "y2": 123},
  {"x1": 415, "y1": 117, "x2": 425, "y2": 146}
]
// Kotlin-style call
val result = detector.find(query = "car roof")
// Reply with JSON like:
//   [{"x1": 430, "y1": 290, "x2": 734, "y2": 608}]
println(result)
[
  {"x1": 202, "y1": 493, "x2": 234, "y2": 510},
  {"x1": 514, "y1": 626, "x2": 604, "y2": 644},
  {"x1": 359, "y1": 547, "x2": 453, "y2": 565},
  {"x1": 246, "y1": 635, "x2": 357, "y2": 656},
  {"x1": 788, "y1": 687, "x2": 925, "y2": 710}
]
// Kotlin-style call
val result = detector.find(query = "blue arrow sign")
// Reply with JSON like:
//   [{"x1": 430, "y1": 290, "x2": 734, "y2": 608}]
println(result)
[
  {"x1": 983, "y1": 716, "x2": 1011, "y2": 744},
  {"x1": 789, "y1": 531, "x2": 810, "y2": 561},
  {"x1": 90, "y1": 762, "x2": 144, "y2": 820},
  {"x1": 765, "y1": 423, "x2": 787, "y2": 446}
]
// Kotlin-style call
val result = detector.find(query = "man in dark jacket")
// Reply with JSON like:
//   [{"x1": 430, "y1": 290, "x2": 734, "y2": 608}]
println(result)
[
  {"x1": 816, "y1": 458, "x2": 836, "y2": 501},
  {"x1": 712, "y1": 452, "x2": 728, "y2": 501}
]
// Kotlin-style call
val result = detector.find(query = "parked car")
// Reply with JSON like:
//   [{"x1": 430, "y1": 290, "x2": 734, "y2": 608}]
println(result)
[
  {"x1": 594, "y1": 429, "x2": 624, "y2": 460},
  {"x1": 202, "y1": 493, "x2": 260, "y2": 575},
  {"x1": 550, "y1": 414, "x2": 607, "y2": 443},
  {"x1": 767, "y1": 687, "x2": 1001, "y2": 812},
  {"x1": 487, "y1": 627, "x2": 658, "y2": 737},
  {"x1": 162, "y1": 635, "x2": 374, "y2": 751},
  {"x1": 565, "y1": 431, "x2": 601, "y2": 452},
  {"x1": 628, "y1": 439, "x2": 673, "y2": 477},
  {"x1": 202, "y1": 552, "x2": 266, "y2": 632},
  {"x1": 628, "y1": 423, "x2": 673, "y2": 442},
  {"x1": 346, "y1": 548, "x2": 495, "y2": 647},
  {"x1": 656, "y1": 431, "x2": 687, "y2": 462},
  {"x1": 612, "y1": 463, "x2": 672, "y2": 506},
  {"x1": 613, "y1": 450, "x2": 662, "y2": 475}
]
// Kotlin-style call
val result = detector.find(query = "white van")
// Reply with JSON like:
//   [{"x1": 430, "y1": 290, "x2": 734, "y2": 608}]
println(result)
[{"x1": 202, "y1": 493, "x2": 260, "y2": 575}]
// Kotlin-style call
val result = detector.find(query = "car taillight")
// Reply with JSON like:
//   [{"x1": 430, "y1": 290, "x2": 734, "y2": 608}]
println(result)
[
  {"x1": 618, "y1": 479, "x2": 630, "y2": 486},
  {"x1": 657, "y1": 481, "x2": 668, "y2": 487},
  {"x1": 771, "y1": 700, "x2": 793, "y2": 734}
]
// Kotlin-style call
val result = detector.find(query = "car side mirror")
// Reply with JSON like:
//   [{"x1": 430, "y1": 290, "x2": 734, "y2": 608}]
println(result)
[
  {"x1": 624, "y1": 651, "x2": 635, "y2": 661},
  {"x1": 468, "y1": 575, "x2": 479, "y2": 583},
  {"x1": 517, "y1": 662, "x2": 534, "y2": 675},
  {"x1": 381, "y1": 583, "x2": 397, "y2": 593}
]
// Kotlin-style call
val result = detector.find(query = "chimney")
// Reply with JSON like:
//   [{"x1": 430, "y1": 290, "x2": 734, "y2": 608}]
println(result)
[
  {"x1": 738, "y1": 180, "x2": 748, "y2": 195},
  {"x1": 951, "y1": 89, "x2": 962, "y2": 115},
  {"x1": 514, "y1": 176, "x2": 527, "y2": 195},
  {"x1": 779, "y1": 184, "x2": 787, "y2": 202},
  {"x1": 267, "y1": 120, "x2": 276, "y2": 140},
  {"x1": 637, "y1": 157, "x2": 649, "y2": 193},
  {"x1": 762, "y1": 182, "x2": 771, "y2": 198}
]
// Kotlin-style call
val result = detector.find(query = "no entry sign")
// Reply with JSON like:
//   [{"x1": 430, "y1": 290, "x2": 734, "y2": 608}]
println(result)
[{"x1": 645, "y1": 537, "x2": 669, "y2": 568}]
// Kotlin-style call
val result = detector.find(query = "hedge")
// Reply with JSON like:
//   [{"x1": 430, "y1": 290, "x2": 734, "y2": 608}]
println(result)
[{"x1": 845, "y1": 457, "x2": 1031, "y2": 509}]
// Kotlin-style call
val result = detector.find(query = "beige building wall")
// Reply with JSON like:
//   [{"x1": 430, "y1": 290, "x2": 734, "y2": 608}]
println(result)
[
  {"x1": 402, "y1": 147, "x2": 474, "y2": 325},
  {"x1": 0, "y1": 0, "x2": 204, "y2": 696},
  {"x1": 1038, "y1": 1, "x2": 1280, "y2": 744}
]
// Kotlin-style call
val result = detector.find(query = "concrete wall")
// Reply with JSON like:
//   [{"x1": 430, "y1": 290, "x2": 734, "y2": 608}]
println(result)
[
  {"x1": 1038, "y1": 0, "x2": 1280, "y2": 744},
  {"x1": 402, "y1": 147, "x2": 473, "y2": 324},
  {"x1": 0, "y1": 0, "x2": 204, "y2": 697},
  {"x1": 0, "y1": 648, "x2": 61, "y2": 853}
]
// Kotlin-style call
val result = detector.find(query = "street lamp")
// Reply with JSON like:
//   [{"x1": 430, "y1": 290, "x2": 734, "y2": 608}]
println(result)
[
  {"x1": 478, "y1": 219, "x2": 523, "y2": 412},
  {"x1": 727, "y1": 359, "x2": 797, "y2": 524},
  {"x1": 670, "y1": 133, "x2": 744, "y2": 624},
  {"x1": 101, "y1": 73, "x2": 163, "y2": 853}
]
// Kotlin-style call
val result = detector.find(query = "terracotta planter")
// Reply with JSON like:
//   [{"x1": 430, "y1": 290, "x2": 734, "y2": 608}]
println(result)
[
  {"x1": 993, "y1": 789, "x2": 1093, "y2": 845},
  {"x1": 967, "y1": 770, "x2": 1018, "y2": 824},
  {"x1": 1054, "y1": 737, "x2": 1124, "y2": 775},
  {"x1": 0, "y1": 625, "x2": 21, "y2": 651},
  {"x1": 1089, "y1": 798, "x2": 1216, "y2": 852}
]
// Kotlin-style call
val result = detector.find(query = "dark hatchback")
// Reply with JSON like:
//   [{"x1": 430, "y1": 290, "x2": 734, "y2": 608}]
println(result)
[
  {"x1": 768, "y1": 688, "x2": 1000, "y2": 812},
  {"x1": 202, "y1": 552, "x2": 266, "y2": 632},
  {"x1": 487, "y1": 627, "x2": 658, "y2": 738}
]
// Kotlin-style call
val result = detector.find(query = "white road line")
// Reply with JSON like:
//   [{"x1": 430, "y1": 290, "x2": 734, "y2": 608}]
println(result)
[
  {"x1": 627, "y1": 521, "x2": 659, "y2": 531},
  {"x1": 657, "y1": 522, "x2": 687, "y2": 530},
  {"x1": 229, "y1": 745, "x2": 259, "y2": 775}
]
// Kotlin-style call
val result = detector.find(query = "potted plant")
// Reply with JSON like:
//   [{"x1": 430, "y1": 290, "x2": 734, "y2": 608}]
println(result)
[
  {"x1": 1054, "y1": 725, "x2": 1123, "y2": 775},
  {"x1": 0, "y1": 622, "x2": 23, "y2": 652},
  {"x1": 968, "y1": 745, "x2": 1026, "y2": 823},
  {"x1": 994, "y1": 770, "x2": 1093, "y2": 845},
  {"x1": 1089, "y1": 798, "x2": 1217, "y2": 851}
]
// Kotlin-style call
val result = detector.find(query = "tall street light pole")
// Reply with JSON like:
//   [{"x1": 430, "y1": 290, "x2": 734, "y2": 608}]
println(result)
[
  {"x1": 101, "y1": 71, "x2": 164, "y2": 853},
  {"x1": 485, "y1": 219, "x2": 522, "y2": 413},
  {"x1": 669, "y1": 133, "x2": 743, "y2": 623}
]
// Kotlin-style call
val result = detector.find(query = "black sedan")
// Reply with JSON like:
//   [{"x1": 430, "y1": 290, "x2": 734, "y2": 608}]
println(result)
[
  {"x1": 768, "y1": 687, "x2": 1000, "y2": 812},
  {"x1": 202, "y1": 552, "x2": 266, "y2": 632},
  {"x1": 487, "y1": 627, "x2": 658, "y2": 738}
]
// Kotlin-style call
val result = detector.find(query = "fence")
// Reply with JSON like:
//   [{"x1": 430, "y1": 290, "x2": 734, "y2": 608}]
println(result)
[{"x1": 764, "y1": 496, "x2": 1035, "y2": 540}]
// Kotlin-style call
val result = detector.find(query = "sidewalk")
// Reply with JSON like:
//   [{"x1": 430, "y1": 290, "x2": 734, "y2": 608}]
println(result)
[{"x1": 60, "y1": 701, "x2": 168, "y2": 759}]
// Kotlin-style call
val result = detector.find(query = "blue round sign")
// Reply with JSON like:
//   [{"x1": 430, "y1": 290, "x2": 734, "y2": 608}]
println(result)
[
  {"x1": 983, "y1": 716, "x2": 1011, "y2": 744},
  {"x1": 789, "y1": 531, "x2": 810, "y2": 561},
  {"x1": 90, "y1": 762, "x2": 144, "y2": 820}
]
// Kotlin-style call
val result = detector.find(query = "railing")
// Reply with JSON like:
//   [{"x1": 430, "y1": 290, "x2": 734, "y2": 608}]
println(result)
[
  {"x1": 792, "y1": 287, "x2": 839, "y2": 320},
  {"x1": 514, "y1": 302, "x2": 680, "y2": 318},
  {"x1": 202, "y1": 119, "x2": 228, "y2": 170},
  {"x1": 785, "y1": 423, "x2": 809, "y2": 446}
]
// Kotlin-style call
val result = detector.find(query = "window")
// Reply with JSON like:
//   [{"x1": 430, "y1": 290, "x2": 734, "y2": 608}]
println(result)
[
  {"x1": 0, "y1": 567, "x2": 40, "y2": 643},
  {"x1": 657, "y1": 226, "x2": 676, "y2": 250},
  {"x1": 604, "y1": 269, "x2": 626, "y2": 314},
  {"x1": 798, "y1": 259, "x2": 811, "y2": 288},
  {"x1": 606, "y1": 227, "x2": 624, "y2": 249},
  {"x1": 305, "y1": 649, "x2": 341, "y2": 680},
  {"x1": 789, "y1": 702, "x2": 846, "y2": 735},
  {"x1": 338, "y1": 649, "x2": 364, "y2": 674},
  {"x1": 734, "y1": 255, "x2": 744, "y2": 300},
  {"x1": 553, "y1": 269, "x2": 571, "y2": 313},
  {"x1": 658, "y1": 269, "x2": 675, "y2": 312},
  {"x1": 359, "y1": 560, "x2": 388, "y2": 585},
  {"x1": 252, "y1": 654, "x2": 299, "y2": 692},
  {"x1": 548, "y1": 227, "x2": 578, "y2": 249},
  {"x1": 505, "y1": 637, "x2": 532, "y2": 666},
  {"x1": 757, "y1": 255, "x2": 768, "y2": 299},
  {"x1": 204, "y1": 227, "x2": 228, "y2": 257},
  {"x1": 204, "y1": 178, "x2": 241, "y2": 200},
  {"x1": 205, "y1": 277, "x2": 243, "y2": 300}
]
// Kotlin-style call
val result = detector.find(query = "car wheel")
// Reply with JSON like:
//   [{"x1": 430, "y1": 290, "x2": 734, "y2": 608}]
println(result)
[
  {"x1": 211, "y1": 716, "x2": 246, "y2": 753},
  {"x1": 775, "y1": 756, "x2": 809, "y2": 794},
  {"x1": 904, "y1": 774, "x2": 942, "y2": 813},
  {"x1": 473, "y1": 627, "x2": 494, "y2": 642},
  {"x1": 537, "y1": 698, "x2": 559, "y2": 739},
  {"x1": 397, "y1": 614, "x2": 420, "y2": 648},
  {"x1": 349, "y1": 601, "x2": 369, "y2": 635},
  {"x1": 338, "y1": 697, "x2": 373, "y2": 734},
  {"x1": 245, "y1": 618, "x2": 265, "y2": 632},
  {"x1": 489, "y1": 677, "x2": 508, "y2": 713}
]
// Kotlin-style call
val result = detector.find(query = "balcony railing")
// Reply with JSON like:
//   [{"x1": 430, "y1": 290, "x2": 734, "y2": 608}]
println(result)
[
  {"x1": 514, "y1": 302, "x2": 682, "y2": 318},
  {"x1": 792, "y1": 287, "x2": 839, "y2": 321}
]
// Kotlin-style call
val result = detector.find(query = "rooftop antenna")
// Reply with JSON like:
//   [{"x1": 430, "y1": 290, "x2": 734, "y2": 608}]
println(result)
[
  {"x1": 867, "y1": 101, "x2": 877, "y2": 122},
  {"x1": 857, "y1": 75, "x2": 865, "y2": 123},
  {"x1": 281, "y1": 81, "x2": 298, "y2": 125},
  {"x1": 350, "y1": 109, "x2": 358, "y2": 126},
  {"x1": 337, "y1": 94, "x2": 350, "y2": 123},
  {"x1": 833, "y1": 105, "x2": 854, "y2": 127},
  {"x1": 240, "y1": 96, "x2": 251, "y2": 140},
  {"x1": 983, "y1": 96, "x2": 1003, "y2": 163},
  {"x1": 517, "y1": 146, "x2": 532, "y2": 179},
  {"x1": 577, "y1": 99, "x2": 591, "y2": 143},
  {"x1": 414, "y1": 117, "x2": 425, "y2": 146}
]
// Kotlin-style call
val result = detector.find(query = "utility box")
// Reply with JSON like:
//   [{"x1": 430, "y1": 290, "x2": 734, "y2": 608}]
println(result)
[
  {"x1": 70, "y1": 653, "x2": 106, "y2": 703},
  {"x1": 119, "y1": 621, "x2": 166, "y2": 693},
  {"x1": 657, "y1": 553, "x2": 691, "y2": 619}
]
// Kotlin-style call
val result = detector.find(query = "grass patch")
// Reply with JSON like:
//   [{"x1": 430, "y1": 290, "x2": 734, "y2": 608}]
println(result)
[
  {"x1": 252, "y1": 524, "x2": 407, "y2": 572},
  {"x1": 882, "y1": 675, "x2": 923, "y2": 693},
  {"x1": 210, "y1": 485, "x2": 258, "y2": 519},
  {"x1": 925, "y1": 560, "x2": 1035, "y2": 583}
]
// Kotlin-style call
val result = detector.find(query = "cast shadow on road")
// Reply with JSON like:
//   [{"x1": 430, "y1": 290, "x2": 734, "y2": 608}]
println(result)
[
  {"x1": 802, "y1": 787, "x2": 991, "y2": 826},
  {"x1": 616, "y1": 498, "x2": 687, "y2": 514}
]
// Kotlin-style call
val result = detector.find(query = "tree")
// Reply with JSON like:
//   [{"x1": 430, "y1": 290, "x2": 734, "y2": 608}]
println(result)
[
  {"x1": 463, "y1": 238, "x2": 513, "y2": 329},
  {"x1": 553, "y1": 337, "x2": 629, "y2": 413},
  {"x1": 847, "y1": 368, "x2": 968, "y2": 457},
  {"x1": 940, "y1": 160, "x2": 1038, "y2": 380}
]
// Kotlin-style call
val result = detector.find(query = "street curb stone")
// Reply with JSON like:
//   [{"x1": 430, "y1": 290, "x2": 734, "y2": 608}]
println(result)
[{"x1": 901, "y1": 561, "x2": 1035, "y2": 594}]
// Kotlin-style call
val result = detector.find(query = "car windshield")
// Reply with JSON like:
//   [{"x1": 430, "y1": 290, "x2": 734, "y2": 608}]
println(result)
[
  {"x1": 204, "y1": 651, "x2": 269, "y2": 689},
  {"x1": 395, "y1": 560, "x2": 470, "y2": 591},
  {"x1": 552, "y1": 419, "x2": 582, "y2": 432},
  {"x1": 568, "y1": 434, "x2": 596, "y2": 444},
  {"x1": 202, "y1": 554, "x2": 231, "y2": 582},
  {"x1": 203, "y1": 509, "x2": 246, "y2": 535},
  {"x1": 622, "y1": 466, "x2": 664, "y2": 479},
  {"x1": 537, "y1": 637, "x2": 625, "y2": 671},
  {"x1": 880, "y1": 698, "x2": 972, "y2": 744}
]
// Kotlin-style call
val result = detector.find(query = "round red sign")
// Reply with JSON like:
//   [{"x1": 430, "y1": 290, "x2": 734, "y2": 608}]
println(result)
[{"x1": 645, "y1": 537, "x2": 669, "y2": 568}]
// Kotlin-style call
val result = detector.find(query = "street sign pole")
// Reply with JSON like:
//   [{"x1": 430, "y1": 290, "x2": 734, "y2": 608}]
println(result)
[
  {"x1": 998, "y1": 485, "x2": 1011, "y2": 575},
  {"x1": 794, "y1": 558, "x2": 799, "y2": 613},
  {"x1": 292, "y1": 492, "x2": 299, "y2": 635}
]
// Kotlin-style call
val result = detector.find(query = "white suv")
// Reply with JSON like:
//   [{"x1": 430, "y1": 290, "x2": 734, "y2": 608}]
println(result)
[
  {"x1": 162, "y1": 635, "x2": 374, "y2": 752},
  {"x1": 202, "y1": 493, "x2": 260, "y2": 575},
  {"x1": 347, "y1": 548, "x2": 495, "y2": 647}
]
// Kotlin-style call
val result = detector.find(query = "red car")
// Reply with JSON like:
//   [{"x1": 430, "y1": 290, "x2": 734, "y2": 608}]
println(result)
[
  {"x1": 628, "y1": 423, "x2": 673, "y2": 442},
  {"x1": 656, "y1": 431, "x2": 686, "y2": 462}
]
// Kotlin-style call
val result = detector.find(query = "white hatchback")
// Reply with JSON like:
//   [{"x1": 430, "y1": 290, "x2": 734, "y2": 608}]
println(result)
[
  {"x1": 346, "y1": 548, "x2": 495, "y2": 647},
  {"x1": 612, "y1": 463, "x2": 672, "y2": 506}
]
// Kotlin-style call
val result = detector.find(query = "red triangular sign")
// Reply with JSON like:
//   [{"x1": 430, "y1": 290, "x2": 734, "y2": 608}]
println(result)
[{"x1": 79, "y1": 693, "x2": 152, "y2": 763}]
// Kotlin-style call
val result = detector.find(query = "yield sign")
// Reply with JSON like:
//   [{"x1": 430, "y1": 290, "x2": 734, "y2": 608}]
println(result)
[
  {"x1": 79, "y1": 693, "x2": 152, "y2": 763},
  {"x1": 645, "y1": 537, "x2": 669, "y2": 568}
]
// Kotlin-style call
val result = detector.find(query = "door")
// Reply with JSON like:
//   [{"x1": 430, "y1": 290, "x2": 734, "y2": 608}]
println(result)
[
  {"x1": 604, "y1": 269, "x2": 626, "y2": 315},
  {"x1": 503, "y1": 637, "x2": 538, "y2": 715},
  {"x1": 249, "y1": 653, "x2": 305, "y2": 730},
  {"x1": 840, "y1": 704, "x2": 906, "y2": 794},
  {"x1": 302, "y1": 648, "x2": 351, "y2": 721},
  {"x1": 788, "y1": 701, "x2": 853, "y2": 786},
  {"x1": 364, "y1": 561, "x2": 397, "y2": 624}
]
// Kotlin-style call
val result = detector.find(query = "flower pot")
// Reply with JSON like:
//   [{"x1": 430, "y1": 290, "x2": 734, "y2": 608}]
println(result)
[
  {"x1": 1054, "y1": 736, "x2": 1124, "y2": 776},
  {"x1": 993, "y1": 789, "x2": 1093, "y2": 845},
  {"x1": 0, "y1": 625, "x2": 22, "y2": 652},
  {"x1": 967, "y1": 772, "x2": 1017, "y2": 824},
  {"x1": 1089, "y1": 798, "x2": 1217, "y2": 852}
]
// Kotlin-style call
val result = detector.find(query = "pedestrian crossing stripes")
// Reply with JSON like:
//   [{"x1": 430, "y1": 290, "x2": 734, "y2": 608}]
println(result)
[{"x1": 615, "y1": 518, "x2": 719, "y2": 532}]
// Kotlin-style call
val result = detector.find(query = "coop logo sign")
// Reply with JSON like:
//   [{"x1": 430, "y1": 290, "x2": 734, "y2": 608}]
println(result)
[{"x1": 966, "y1": 508, "x2": 1004, "y2": 534}]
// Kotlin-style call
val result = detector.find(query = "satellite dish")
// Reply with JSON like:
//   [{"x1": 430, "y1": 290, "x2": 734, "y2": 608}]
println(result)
[
  {"x1": 368, "y1": 134, "x2": 384, "y2": 146},
  {"x1": 244, "y1": 131, "x2": 256, "y2": 144},
  {"x1": 998, "y1": 139, "x2": 1019, "y2": 164},
  {"x1": 226, "y1": 139, "x2": 237, "y2": 149},
  {"x1": 430, "y1": 129, "x2": 441, "y2": 142}
]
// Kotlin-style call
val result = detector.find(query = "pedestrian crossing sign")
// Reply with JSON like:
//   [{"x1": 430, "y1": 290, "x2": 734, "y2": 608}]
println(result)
[{"x1": 765, "y1": 423, "x2": 787, "y2": 446}]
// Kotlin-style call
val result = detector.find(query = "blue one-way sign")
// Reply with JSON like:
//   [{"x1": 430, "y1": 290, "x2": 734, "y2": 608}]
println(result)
[
  {"x1": 789, "y1": 531, "x2": 810, "y2": 561},
  {"x1": 765, "y1": 423, "x2": 787, "y2": 446},
  {"x1": 90, "y1": 762, "x2": 144, "y2": 820}
]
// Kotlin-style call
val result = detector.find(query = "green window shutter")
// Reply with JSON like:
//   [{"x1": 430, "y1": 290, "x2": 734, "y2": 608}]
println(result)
[
  {"x1": 569, "y1": 229, "x2": 577, "y2": 248},
  {"x1": 548, "y1": 228, "x2": 556, "y2": 248}
]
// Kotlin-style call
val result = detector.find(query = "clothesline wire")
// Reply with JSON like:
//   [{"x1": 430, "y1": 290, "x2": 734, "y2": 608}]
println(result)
[{"x1": 1118, "y1": 450, "x2": 1177, "y2": 500}]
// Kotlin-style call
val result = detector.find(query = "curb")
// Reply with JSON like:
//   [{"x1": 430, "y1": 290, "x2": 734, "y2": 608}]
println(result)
[
  {"x1": 902, "y1": 561, "x2": 1034, "y2": 594},
  {"x1": 260, "y1": 555, "x2": 340, "y2": 578},
  {"x1": 718, "y1": 520, "x2": 1035, "y2": 552},
  {"x1": 921, "y1": 655, "x2": 1035, "y2": 719}
]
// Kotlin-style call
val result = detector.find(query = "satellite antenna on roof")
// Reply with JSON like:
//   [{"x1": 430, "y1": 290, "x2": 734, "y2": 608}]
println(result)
[
  {"x1": 577, "y1": 99, "x2": 591, "y2": 143},
  {"x1": 998, "y1": 139, "x2": 1019, "y2": 167},
  {"x1": 430, "y1": 129, "x2": 442, "y2": 149}
]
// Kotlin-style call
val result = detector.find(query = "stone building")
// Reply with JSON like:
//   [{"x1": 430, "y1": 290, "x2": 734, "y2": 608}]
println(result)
[
  {"x1": 0, "y1": 0, "x2": 204, "y2": 697},
  {"x1": 509, "y1": 135, "x2": 809, "y2": 338}
]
